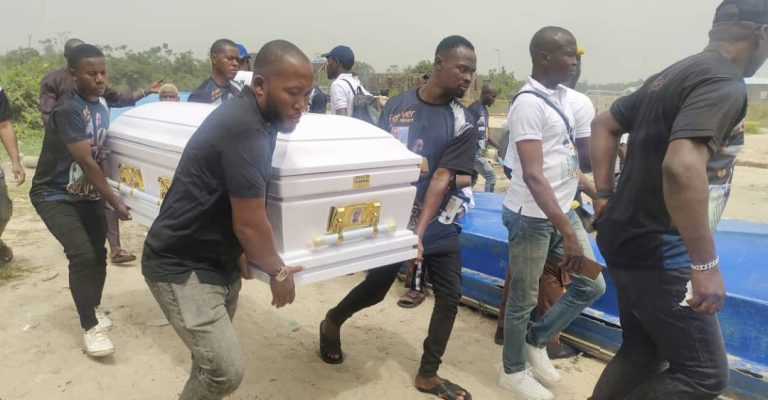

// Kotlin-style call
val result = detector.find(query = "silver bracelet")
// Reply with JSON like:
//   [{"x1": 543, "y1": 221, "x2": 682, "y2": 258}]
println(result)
[{"x1": 691, "y1": 256, "x2": 719, "y2": 271}]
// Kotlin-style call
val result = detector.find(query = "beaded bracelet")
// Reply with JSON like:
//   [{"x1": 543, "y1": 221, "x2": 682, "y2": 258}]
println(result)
[{"x1": 691, "y1": 256, "x2": 719, "y2": 271}]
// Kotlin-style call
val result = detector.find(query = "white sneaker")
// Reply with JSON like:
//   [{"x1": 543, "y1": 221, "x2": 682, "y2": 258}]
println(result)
[
  {"x1": 498, "y1": 369, "x2": 554, "y2": 400},
  {"x1": 95, "y1": 308, "x2": 113, "y2": 330},
  {"x1": 83, "y1": 326, "x2": 115, "y2": 357},
  {"x1": 526, "y1": 343, "x2": 561, "y2": 386}
]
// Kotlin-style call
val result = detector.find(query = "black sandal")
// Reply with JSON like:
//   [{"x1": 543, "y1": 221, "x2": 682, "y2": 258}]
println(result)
[
  {"x1": 397, "y1": 290, "x2": 425, "y2": 309},
  {"x1": 417, "y1": 379, "x2": 472, "y2": 400},
  {"x1": 319, "y1": 321, "x2": 343, "y2": 364}
]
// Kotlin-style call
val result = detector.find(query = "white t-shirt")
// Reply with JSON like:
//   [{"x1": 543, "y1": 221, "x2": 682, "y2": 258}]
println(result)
[
  {"x1": 566, "y1": 87, "x2": 596, "y2": 140},
  {"x1": 330, "y1": 73, "x2": 371, "y2": 116},
  {"x1": 503, "y1": 76, "x2": 583, "y2": 219}
]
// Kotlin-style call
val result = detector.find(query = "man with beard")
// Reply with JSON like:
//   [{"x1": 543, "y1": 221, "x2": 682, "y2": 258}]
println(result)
[
  {"x1": 319, "y1": 35, "x2": 478, "y2": 400},
  {"x1": 142, "y1": 40, "x2": 313, "y2": 400}
]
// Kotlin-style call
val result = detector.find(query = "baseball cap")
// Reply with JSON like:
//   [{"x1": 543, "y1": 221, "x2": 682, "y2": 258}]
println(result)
[
  {"x1": 714, "y1": 0, "x2": 768, "y2": 25},
  {"x1": 321, "y1": 45, "x2": 355, "y2": 66},
  {"x1": 236, "y1": 43, "x2": 250, "y2": 59}
]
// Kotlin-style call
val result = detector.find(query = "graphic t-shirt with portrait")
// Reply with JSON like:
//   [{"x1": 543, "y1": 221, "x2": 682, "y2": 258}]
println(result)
[{"x1": 30, "y1": 92, "x2": 110, "y2": 204}]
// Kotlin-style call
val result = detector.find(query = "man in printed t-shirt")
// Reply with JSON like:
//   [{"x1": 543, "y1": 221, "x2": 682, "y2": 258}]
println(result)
[
  {"x1": 589, "y1": 1, "x2": 768, "y2": 398},
  {"x1": 30, "y1": 44, "x2": 132, "y2": 359},
  {"x1": 320, "y1": 36, "x2": 478, "y2": 400},
  {"x1": 188, "y1": 39, "x2": 241, "y2": 105}
]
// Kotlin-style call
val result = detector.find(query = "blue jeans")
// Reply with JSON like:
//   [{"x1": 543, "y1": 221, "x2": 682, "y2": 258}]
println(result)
[
  {"x1": 473, "y1": 154, "x2": 496, "y2": 192},
  {"x1": 501, "y1": 207, "x2": 606, "y2": 373}
]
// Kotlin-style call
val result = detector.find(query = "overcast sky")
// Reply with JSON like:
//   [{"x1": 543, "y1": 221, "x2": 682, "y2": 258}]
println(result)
[{"x1": 3, "y1": 0, "x2": 762, "y2": 83}]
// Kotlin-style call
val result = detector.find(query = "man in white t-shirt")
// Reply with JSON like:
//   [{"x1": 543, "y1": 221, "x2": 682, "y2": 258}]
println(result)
[
  {"x1": 322, "y1": 45, "x2": 371, "y2": 116},
  {"x1": 497, "y1": 27, "x2": 605, "y2": 400}
]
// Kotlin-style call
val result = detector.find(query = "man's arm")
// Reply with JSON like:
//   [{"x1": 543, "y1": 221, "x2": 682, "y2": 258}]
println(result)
[
  {"x1": 330, "y1": 81, "x2": 349, "y2": 116},
  {"x1": 0, "y1": 121, "x2": 24, "y2": 185},
  {"x1": 39, "y1": 72, "x2": 60, "y2": 124},
  {"x1": 575, "y1": 137, "x2": 591, "y2": 172},
  {"x1": 413, "y1": 167, "x2": 453, "y2": 258},
  {"x1": 517, "y1": 139, "x2": 582, "y2": 269},
  {"x1": 662, "y1": 138, "x2": 723, "y2": 314},
  {"x1": 590, "y1": 111, "x2": 626, "y2": 218},
  {"x1": 65, "y1": 140, "x2": 130, "y2": 219},
  {"x1": 231, "y1": 197, "x2": 302, "y2": 308}
]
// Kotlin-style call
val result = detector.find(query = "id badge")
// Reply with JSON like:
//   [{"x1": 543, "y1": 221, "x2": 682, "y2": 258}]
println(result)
[{"x1": 438, "y1": 195, "x2": 463, "y2": 224}]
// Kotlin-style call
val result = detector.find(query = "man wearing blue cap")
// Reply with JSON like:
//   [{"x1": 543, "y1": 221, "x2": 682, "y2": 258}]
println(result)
[
  {"x1": 590, "y1": 1, "x2": 768, "y2": 398},
  {"x1": 323, "y1": 45, "x2": 371, "y2": 116},
  {"x1": 236, "y1": 43, "x2": 251, "y2": 72}
]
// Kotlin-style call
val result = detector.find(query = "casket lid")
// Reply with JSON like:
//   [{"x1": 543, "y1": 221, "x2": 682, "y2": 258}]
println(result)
[
  {"x1": 271, "y1": 113, "x2": 422, "y2": 176},
  {"x1": 109, "y1": 102, "x2": 217, "y2": 153},
  {"x1": 109, "y1": 102, "x2": 422, "y2": 176}
]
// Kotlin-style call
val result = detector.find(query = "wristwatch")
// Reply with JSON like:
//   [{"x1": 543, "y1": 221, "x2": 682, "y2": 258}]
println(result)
[
  {"x1": 596, "y1": 189, "x2": 614, "y2": 199},
  {"x1": 269, "y1": 266, "x2": 289, "y2": 282}
]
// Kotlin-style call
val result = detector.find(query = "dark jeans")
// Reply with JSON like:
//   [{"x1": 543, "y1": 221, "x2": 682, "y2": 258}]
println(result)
[
  {"x1": 328, "y1": 236, "x2": 463, "y2": 378},
  {"x1": 35, "y1": 200, "x2": 107, "y2": 330},
  {"x1": 590, "y1": 267, "x2": 729, "y2": 400}
]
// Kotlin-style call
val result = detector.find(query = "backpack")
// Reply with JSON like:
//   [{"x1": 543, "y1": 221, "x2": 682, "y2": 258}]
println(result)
[{"x1": 343, "y1": 79, "x2": 381, "y2": 125}]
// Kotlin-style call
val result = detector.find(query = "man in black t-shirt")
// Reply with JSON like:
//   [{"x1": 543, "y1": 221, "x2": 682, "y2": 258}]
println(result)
[
  {"x1": 320, "y1": 36, "x2": 478, "y2": 400},
  {"x1": 589, "y1": 2, "x2": 768, "y2": 398},
  {"x1": 188, "y1": 39, "x2": 241, "y2": 105},
  {"x1": 143, "y1": 40, "x2": 313, "y2": 399},
  {"x1": 467, "y1": 83, "x2": 498, "y2": 192},
  {"x1": 31, "y1": 45, "x2": 132, "y2": 359},
  {"x1": 0, "y1": 87, "x2": 25, "y2": 263}
]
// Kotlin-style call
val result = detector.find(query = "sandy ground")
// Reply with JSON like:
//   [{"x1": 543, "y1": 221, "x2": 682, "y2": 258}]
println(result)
[
  {"x1": 0, "y1": 166, "x2": 604, "y2": 400},
  {"x1": 0, "y1": 134, "x2": 766, "y2": 400}
]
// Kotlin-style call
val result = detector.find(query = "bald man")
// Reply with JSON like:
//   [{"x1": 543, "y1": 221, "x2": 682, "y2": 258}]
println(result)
[
  {"x1": 39, "y1": 38, "x2": 162, "y2": 124},
  {"x1": 143, "y1": 40, "x2": 313, "y2": 400},
  {"x1": 498, "y1": 26, "x2": 605, "y2": 399}
]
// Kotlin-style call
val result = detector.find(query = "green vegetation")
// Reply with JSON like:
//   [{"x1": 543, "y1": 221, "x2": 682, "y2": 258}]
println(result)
[{"x1": 746, "y1": 104, "x2": 768, "y2": 134}]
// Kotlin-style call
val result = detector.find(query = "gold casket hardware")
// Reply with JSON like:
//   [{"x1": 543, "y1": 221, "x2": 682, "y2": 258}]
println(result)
[
  {"x1": 118, "y1": 164, "x2": 145, "y2": 192},
  {"x1": 158, "y1": 176, "x2": 172, "y2": 200},
  {"x1": 352, "y1": 174, "x2": 370, "y2": 189},
  {"x1": 311, "y1": 201, "x2": 382, "y2": 248}
]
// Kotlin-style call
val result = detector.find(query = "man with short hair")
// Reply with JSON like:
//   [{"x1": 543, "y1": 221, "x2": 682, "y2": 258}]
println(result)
[
  {"x1": 158, "y1": 83, "x2": 180, "y2": 102},
  {"x1": 320, "y1": 35, "x2": 478, "y2": 400},
  {"x1": 323, "y1": 45, "x2": 371, "y2": 116},
  {"x1": 498, "y1": 27, "x2": 605, "y2": 400},
  {"x1": 31, "y1": 44, "x2": 132, "y2": 358},
  {"x1": 39, "y1": 38, "x2": 162, "y2": 124},
  {"x1": 467, "y1": 83, "x2": 498, "y2": 192},
  {"x1": 0, "y1": 86, "x2": 25, "y2": 263},
  {"x1": 188, "y1": 39, "x2": 241, "y2": 105},
  {"x1": 143, "y1": 40, "x2": 313, "y2": 400},
  {"x1": 589, "y1": 2, "x2": 768, "y2": 398}
]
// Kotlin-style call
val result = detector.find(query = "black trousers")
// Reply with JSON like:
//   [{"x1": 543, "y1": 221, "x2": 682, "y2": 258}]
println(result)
[
  {"x1": 590, "y1": 267, "x2": 729, "y2": 400},
  {"x1": 328, "y1": 236, "x2": 463, "y2": 378},
  {"x1": 36, "y1": 200, "x2": 107, "y2": 330}
]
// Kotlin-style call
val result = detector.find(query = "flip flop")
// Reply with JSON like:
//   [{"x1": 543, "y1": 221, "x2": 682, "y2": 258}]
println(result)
[
  {"x1": 397, "y1": 290, "x2": 425, "y2": 309},
  {"x1": 319, "y1": 321, "x2": 343, "y2": 364},
  {"x1": 417, "y1": 379, "x2": 472, "y2": 400},
  {"x1": 111, "y1": 249, "x2": 136, "y2": 264}
]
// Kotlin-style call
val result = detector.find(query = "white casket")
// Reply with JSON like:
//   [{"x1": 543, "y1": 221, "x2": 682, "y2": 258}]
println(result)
[{"x1": 105, "y1": 102, "x2": 421, "y2": 284}]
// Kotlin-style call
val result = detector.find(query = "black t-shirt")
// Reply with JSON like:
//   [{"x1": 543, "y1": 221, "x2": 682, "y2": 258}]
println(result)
[
  {"x1": 30, "y1": 92, "x2": 110, "y2": 204},
  {"x1": 597, "y1": 51, "x2": 747, "y2": 270},
  {"x1": 142, "y1": 86, "x2": 277, "y2": 285},
  {"x1": 308, "y1": 85, "x2": 329, "y2": 114},
  {"x1": 0, "y1": 88, "x2": 11, "y2": 123},
  {"x1": 188, "y1": 78, "x2": 240, "y2": 105},
  {"x1": 379, "y1": 89, "x2": 477, "y2": 247}
]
